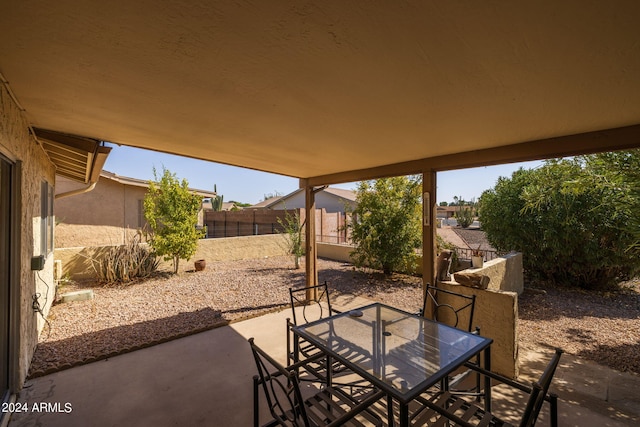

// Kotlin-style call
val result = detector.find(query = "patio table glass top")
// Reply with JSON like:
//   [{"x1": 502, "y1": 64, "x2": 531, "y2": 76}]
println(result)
[{"x1": 293, "y1": 302, "x2": 492, "y2": 403}]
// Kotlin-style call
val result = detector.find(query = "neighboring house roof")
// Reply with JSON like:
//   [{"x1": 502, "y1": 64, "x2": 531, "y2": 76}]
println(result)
[
  {"x1": 251, "y1": 187, "x2": 356, "y2": 211},
  {"x1": 222, "y1": 202, "x2": 239, "y2": 210},
  {"x1": 202, "y1": 200, "x2": 240, "y2": 211},
  {"x1": 250, "y1": 196, "x2": 283, "y2": 209},
  {"x1": 323, "y1": 187, "x2": 357, "y2": 202},
  {"x1": 100, "y1": 170, "x2": 217, "y2": 198}
]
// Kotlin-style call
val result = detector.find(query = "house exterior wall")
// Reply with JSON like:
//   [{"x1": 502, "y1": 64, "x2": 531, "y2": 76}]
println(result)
[
  {"x1": 0, "y1": 83, "x2": 56, "y2": 390},
  {"x1": 55, "y1": 175, "x2": 148, "y2": 247}
]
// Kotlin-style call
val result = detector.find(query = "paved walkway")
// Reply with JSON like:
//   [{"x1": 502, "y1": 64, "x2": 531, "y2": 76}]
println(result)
[
  {"x1": 437, "y1": 226, "x2": 469, "y2": 248},
  {"x1": 7, "y1": 296, "x2": 640, "y2": 426}
]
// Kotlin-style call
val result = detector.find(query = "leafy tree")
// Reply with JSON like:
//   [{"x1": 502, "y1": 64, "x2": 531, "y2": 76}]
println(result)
[
  {"x1": 479, "y1": 151, "x2": 640, "y2": 289},
  {"x1": 144, "y1": 167, "x2": 204, "y2": 274},
  {"x1": 439, "y1": 201, "x2": 449, "y2": 206},
  {"x1": 277, "y1": 209, "x2": 305, "y2": 269},
  {"x1": 347, "y1": 175, "x2": 422, "y2": 275}
]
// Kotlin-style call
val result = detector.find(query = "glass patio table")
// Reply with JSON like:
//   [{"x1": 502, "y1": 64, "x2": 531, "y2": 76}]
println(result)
[{"x1": 292, "y1": 302, "x2": 493, "y2": 427}]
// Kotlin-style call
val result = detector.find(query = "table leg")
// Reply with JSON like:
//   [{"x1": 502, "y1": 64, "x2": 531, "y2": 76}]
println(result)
[
  {"x1": 399, "y1": 402, "x2": 409, "y2": 427},
  {"x1": 386, "y1": 396, "x2": 394, "y2": 427},
  {"x1": 484, "y1": 346, "x2": 491, "y2": 413}
]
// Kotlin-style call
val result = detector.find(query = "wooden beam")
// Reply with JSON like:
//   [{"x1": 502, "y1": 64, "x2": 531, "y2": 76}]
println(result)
[
  {"x1": 304, "y1": 184, "x2": 318, "y2": 301},
  {"x1": 305, "y1": 124, "x2": 640, "y2": 186},
  {"x1": 422, "y1": 170, "x2": 437, "y2": 294}
]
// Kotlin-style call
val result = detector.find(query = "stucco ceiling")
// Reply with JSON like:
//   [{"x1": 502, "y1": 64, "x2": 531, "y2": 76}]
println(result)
[{"x1": 1, "y1": 1, "x2": 640, "y2": 181}]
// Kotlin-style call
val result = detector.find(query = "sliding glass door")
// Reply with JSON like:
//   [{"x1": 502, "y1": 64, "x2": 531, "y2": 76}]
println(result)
[{"x1": 0, "y1": 155, "x2": 12, "y2": 403}]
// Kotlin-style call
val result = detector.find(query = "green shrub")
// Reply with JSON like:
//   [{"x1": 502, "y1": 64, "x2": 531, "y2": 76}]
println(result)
[
  {"x1": 455, "y1": 207, "x2": 474, "y2": 228},
  {"x1": 479, "y1": 151, "x2": 640, "y2": 289},
  {"x1": 347, "y1": 176, "x2": 422, "y2": 275}
]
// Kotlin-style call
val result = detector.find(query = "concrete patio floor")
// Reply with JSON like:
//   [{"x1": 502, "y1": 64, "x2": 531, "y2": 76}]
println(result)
[{"x1": 6, "y1": 295, "x2": 640, "y2": 427}]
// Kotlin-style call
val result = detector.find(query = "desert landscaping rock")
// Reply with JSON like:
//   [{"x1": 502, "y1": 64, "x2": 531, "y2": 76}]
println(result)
[{"x1": 30, "y1": 256, "x2": 640, "y2": 379}]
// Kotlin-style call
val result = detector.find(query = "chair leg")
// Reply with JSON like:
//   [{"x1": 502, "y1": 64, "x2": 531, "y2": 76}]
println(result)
[
  {"x1": 253, "y1": 375, "x2": 259, "y2": 427},
  {"x1": 550, "y1": 392, "x2": 559, "y2": 427}
]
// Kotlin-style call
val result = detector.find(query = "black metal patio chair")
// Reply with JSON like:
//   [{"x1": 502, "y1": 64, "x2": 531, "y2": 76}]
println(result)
[
  {"x1": 249, "y1": 338, "x2": 385, "y2": 427},
  {"x1": 421, "y1": 284, "x2": 482, "y2": 399},
  {"x1": 421, "y1": 284, "x2": 477, "y2": 332},
  {"x1": 410, "y1": 348, "x2": 564, "y2": 427},
  {"x1": 286, "y1": 282, "x2": 371, "y2": 389}
]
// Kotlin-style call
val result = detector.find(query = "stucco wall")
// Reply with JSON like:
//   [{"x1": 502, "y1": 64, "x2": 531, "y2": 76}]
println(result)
[
  {"x1": 318, "y1": 242, "x2": 352, "y2": 262},
  {"x1": 317, "y1": 242, "x2": 423, "y2": 275},
  {"x1": 460, "y1": 252, "x2": 523, "y2": 295},
  {"x1": 56, "y1": 234, "x2": 291, "y2": 279},
  {"x1": 56, "y1": 224, "x2": 143, "y2": 249},
  {"x1": 438, "y1": 253, "x2": 525, "y2": 378},
  {"x1": 55, "y1": 175, "x2": 148, "y2": 247},
  {"x1": 436, "y1": 281, "x2": 519, "y2": 379},
  {"x1": 0, "y1": 83, "x2": 56, "y2": 390}
]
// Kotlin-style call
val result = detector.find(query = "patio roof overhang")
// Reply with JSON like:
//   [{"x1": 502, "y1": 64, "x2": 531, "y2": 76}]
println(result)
[
  {"x1": 1, "y1": 1, "x2": 640, "y2": 185},
  {"x1": 33, "y1": 128, "x2": 111, "y2": 185}
]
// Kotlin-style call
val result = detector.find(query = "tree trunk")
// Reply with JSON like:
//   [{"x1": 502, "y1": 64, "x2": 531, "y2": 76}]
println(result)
[{"x1": 173, "y1": 256, "x2": 180, "y2": 274}]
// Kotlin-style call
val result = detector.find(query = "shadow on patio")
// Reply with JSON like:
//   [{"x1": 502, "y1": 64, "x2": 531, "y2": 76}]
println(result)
[{"x1": 9, "y1": 297, "x2": 640, "y2": 427}]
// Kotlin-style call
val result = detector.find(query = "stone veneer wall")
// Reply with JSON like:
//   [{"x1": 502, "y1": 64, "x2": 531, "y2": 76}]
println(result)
[{"x1": 0, "y1": 83, "x2": 56, "y2": 390}]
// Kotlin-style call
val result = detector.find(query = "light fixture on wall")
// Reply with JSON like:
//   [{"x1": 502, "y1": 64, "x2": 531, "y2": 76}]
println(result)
[{"x1": 423, "y1": 192, "x2": 430, "y2": 226}]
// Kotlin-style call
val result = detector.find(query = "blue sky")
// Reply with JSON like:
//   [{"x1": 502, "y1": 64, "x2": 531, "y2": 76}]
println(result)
[{"x1": 103, "y1": 144, "x2": 543, "y2": 205}]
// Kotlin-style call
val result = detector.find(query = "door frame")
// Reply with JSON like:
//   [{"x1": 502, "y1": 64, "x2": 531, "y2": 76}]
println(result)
[{"x1": 0, "y1": 150, "x2": 22, "y2": 401}]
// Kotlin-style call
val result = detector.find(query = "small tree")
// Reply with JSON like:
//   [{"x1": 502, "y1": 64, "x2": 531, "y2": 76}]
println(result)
[
  {"x1": 347, "y1": 176, "x2": 422, "y2": 275},
  {"x1": 455, "y1": 206, "x2": 474, "y2": 228},
  {"x1": 144, "y1": 167, "x2": 204, "y2": 274},
  {"x1": 277, "y1": 209, "x2": 305, "y2": 269}
]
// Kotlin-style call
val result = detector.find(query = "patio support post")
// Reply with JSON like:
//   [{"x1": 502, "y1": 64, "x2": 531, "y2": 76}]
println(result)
[
  {"x1": 422, "y1": 170, "x2": 437, "y2": 294},
  {"x1": 302, "y1": 181, "x2": 318, "y2": 301}
]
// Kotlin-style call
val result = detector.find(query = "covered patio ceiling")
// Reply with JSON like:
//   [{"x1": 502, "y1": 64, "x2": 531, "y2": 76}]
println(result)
[{"x1": 1, "y1": 1, "x2": 640, "y2": 183}]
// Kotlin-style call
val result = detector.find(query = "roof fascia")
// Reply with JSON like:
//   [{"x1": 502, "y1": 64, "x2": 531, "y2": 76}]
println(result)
[{"x1": 304, "y1": 124, "x2": 640, "y2": 186}]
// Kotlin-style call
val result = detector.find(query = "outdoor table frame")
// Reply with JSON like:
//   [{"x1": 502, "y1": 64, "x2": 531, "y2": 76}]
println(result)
[{"x1": 292, "y1": 302, "x2": 493, "y2": 427}]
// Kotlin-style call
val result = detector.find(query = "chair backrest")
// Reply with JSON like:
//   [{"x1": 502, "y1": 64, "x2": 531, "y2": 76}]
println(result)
[
  {"x1": 289, "y1": 282, "x2": 333, "y2": 326},
  {"x1": 519, "y1": 348, "x2": 564, "y2": 427},
  {"x1": 422, "y1": 284, "x2": 476, "y2": 332},
  {"x1": 249, "y1": 338, "x2": 309, "y2": 427}
]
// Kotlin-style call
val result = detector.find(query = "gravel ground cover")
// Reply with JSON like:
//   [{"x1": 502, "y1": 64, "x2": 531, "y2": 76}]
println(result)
[
  {"x1": 518, "y1": 280, "x2": 640, "y2": 374},
  {"x1": 30, "y1": 256, "x2": 640, "y2": 379}
]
